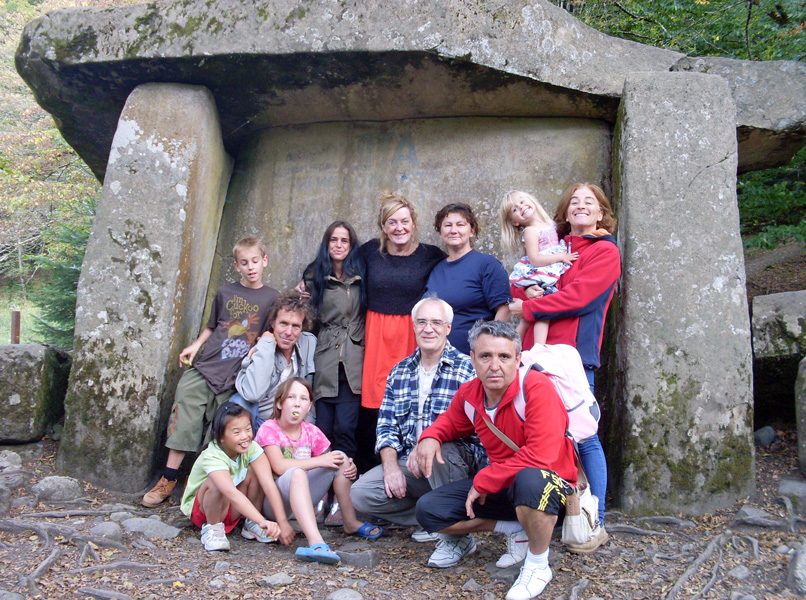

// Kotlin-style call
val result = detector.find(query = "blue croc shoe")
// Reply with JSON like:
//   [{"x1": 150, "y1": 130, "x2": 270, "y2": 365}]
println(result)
[{"x1": 295, "y1": 542, "x2": 341, "y2": 565}]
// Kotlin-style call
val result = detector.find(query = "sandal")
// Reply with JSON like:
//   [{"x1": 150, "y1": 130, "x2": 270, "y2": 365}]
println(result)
[
  {"x1": 324, "y1": 502, "x2": 343, "y2": 527},
  {"x1": 295, "y1": 542, "x2": 341, "y2": 565},
  {"x1": 351, "y1": 521, "x2": 383, "y2": 540}
]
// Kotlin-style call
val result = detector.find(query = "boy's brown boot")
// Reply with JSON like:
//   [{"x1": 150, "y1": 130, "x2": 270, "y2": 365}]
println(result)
[{"x1": 142, "y1": 476, "x2": 176, "y2": 507}]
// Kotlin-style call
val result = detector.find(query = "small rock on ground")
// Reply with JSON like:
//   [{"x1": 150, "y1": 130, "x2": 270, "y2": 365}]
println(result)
[
  {"x1": 326, "y1": 589, "x2": 363, "y2": 600},
  {"x1": 259, "y1": 572, "x2": 294, "y2": 586},
  {"x1": 31, "y1": 476, "x2": 82, "y2": 501},
  {"x1": 89, "y1": 521, "x2": 123, "y2": 542},
  {"x1": 121, "y1": 517, "x2": 180, "y2": 539},
  {"x1": 0, "y1": 591, "x2": 26, "y2": 600},
  {"x1": 336, "y1": 549, "x2": 380, "y2": 569},
  {"x1": 729, "y1": 565, "x2": 751, "y2": 580},
  {"x1": 754, "y1": 425, "x2": 776, "y2": 447}
]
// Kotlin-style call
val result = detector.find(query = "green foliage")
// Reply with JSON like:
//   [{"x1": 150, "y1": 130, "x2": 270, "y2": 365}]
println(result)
[
  {"x1": 738, "y1": 146, "x2": 806, "y2": 248},
  {"x1": 566, "y1": 0, "x2": 806, "y2": 61},
  {"x1": 555, "y1": 0, "x2": 806, "y2": 248},
  {"x1": 28, "y1": 196, "x2": 95, "y2": 349}
]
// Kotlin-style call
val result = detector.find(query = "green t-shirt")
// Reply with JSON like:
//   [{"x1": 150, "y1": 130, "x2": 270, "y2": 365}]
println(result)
[{"x1": 180, "y1": 440, "x2": 263, "y2": 517}]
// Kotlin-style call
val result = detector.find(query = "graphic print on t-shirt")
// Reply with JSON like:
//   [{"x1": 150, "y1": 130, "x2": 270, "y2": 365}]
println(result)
[{"x1": 219, "y1": 295, "x2": 263, "y2": 361}]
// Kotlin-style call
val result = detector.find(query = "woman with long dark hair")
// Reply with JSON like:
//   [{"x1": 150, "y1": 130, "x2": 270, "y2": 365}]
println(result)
[{"x1": 303, "y1": 221, "x2": 366, "y2": 464}]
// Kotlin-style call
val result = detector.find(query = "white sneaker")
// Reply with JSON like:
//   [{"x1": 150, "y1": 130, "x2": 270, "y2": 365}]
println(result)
[
  {"x1": 411, "y1": 528, "x2": 440, "y2": 543},
  {"x1": 241, "y1": 518, "x2": 275, "y2": 543},
  {"x1": 496, "y1": 529, "x2": 529, "y2": 568},
  {"x1": 505, "y1": 563, "x2": 552, "y2": 600},
  {"x1": 427, "y1": 534, "x2": 476, "y2": 568},
  {"x1": 201, "y1": 522, "x2": 230, "y2": 552}
]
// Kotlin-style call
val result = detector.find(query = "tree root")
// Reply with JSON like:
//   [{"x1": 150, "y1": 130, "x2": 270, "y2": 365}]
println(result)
[
  {"x1": 567, "y1": 577, "x2": 590, "y2": 600},
  {"x1": 664, "y1": 533, "x2": 728, "y2": 600},
  {"x1": 19, "y1": 547, "x2": 62, "y2": 592},
  {"x1": 23, "y1": 509, "x2": 143, "y2": 519},
  {"x1": 145, "y1": 577, "x2": 189, "y2": 585},
  {"x1": 607, "y1": 524, "x2": 672, "y2": 536},
  {"x1": 690, "y1": 547, "x2": 722, "y2": 600},
  {"x1": 636, "y1": 516, "x2": 686, "y2": 526},
  {"x1": 79, "y1": 541, "x2": 100, "y2": 565},
  {"x1": 778, "y1": 496, "x2": 806, "y2": 533},
  {"x1": 76, "y1": 587, "x2": 134, "y2": 600},
  {"x1": 67, "y1": 560, "x2": 161, "y2": 574},
  {"x1": 73, "y1": 534, "x2": 127, "y2": 550}
]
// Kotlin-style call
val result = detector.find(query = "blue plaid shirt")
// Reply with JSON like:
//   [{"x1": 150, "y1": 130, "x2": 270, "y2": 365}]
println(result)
[{"x1": 376, "y1": 342, "x2": 475, "y2": 458}]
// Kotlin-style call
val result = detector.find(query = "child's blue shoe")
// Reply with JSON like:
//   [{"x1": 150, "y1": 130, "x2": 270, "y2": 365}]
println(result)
[{"x1": 295, "y1": 542, "x2": 340, "y2": 565}]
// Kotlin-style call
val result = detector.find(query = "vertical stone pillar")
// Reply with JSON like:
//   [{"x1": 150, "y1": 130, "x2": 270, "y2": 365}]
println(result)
[
  {"x1": 57, "y1": 84, "x2": 233, "y2": 492},
  {"x1": 609, "y1": 72, "x2": 754, "y2": 515}
]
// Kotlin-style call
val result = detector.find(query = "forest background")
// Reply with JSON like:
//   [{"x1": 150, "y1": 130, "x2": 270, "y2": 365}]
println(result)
[{"x1": 0, "y1": 0, "x2": 804, "y2": 348}]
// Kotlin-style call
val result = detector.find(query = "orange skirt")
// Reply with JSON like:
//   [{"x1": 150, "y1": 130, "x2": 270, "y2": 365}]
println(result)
[{"x1": 361, "y1": 311, "x2": 418, "y2": 409}]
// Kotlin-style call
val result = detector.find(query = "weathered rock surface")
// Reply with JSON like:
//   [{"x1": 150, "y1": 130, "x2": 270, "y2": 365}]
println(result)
[
  {"x1": 31, "y1": 476, "x2": 82, "y2": 501},
  {"x1": 121, "y1": 517, "x2": 181, "y2": 539},
  {"x1": 753, "y1": 291, "x2": 806, "y2": 359},
  {"x1": 217, "y1": 117, "x2": 612, "y2": 290},
  {"x1": 753, "y1": 290, "x2": 806, "y2": 422},
  {"x1": 779, "y1": 479, "x2": 806, "y2": 516},
  {"x1": 610, "y1": 72, "x2": 754, "y2": 515},
  {"x1": 56, "y1": 83, "x2": 232, "y2": 492},
  {"x1": 798, "y1": 356, "x2": 806, "y2": 475},
  {"x1": 789, "y1": 543, "x2": 806, "y2": 594},
  {"x1": 15, "y1": 0, "x2": 804, "y2": 180},
  {"x1": 0, "y1": 344, "x2": 70, "y2": 443}
]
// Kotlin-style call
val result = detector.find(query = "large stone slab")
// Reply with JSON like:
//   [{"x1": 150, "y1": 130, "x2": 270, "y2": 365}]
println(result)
[
  {"x1": 752, "y1": 290, "x2": 806, "y2": 423},
  {"x1": 56, "y1": 83, "x2": 232, "y2": 492},
  {"x1": 214, "y1": 117, "x2": 612, "y2": 289},
  {"x1": 0, "y1": 344, "x2": 70, "y2": 443},
  {"x1": 610, "y1": 72, "x2": 755, "y2": 515},
  {"x1": 15, "y1": 0, "x2": 803, "y2": 180},
  {"x1": 672, "y1": 57, "x2": 806, "y2": 173},
  {"x1": 797, "y1": 357, "x2": 806, "y2": 474}
]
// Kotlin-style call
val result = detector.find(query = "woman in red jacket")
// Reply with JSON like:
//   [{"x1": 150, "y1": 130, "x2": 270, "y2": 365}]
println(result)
[{"x1": 509, "y1": 182, "x2": 620, "y2": 553}]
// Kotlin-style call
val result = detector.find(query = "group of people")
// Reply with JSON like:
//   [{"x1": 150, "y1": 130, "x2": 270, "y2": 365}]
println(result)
[{"x1": 140, "y1": 183, "x2": 621, "y2": 599}]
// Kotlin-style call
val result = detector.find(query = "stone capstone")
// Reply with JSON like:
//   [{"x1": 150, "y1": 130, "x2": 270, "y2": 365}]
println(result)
[
  {"x1": 0, "y1": 344, "x2": 70, "y2": 443},
  {"x1": 55, "y1": 83, "x2": 233, "y2": 493},
  {"x1": 672, "y1": 57, "x2": 806, "y2": 173},
  {"x1": 14, "y1": 0, "x2": 804, "y2": 180},
  {"x1": 609, "y1": 71, "x2": 754, "y2": 515}
]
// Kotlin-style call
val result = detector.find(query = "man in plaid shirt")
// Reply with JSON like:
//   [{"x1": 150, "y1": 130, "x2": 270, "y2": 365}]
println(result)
[{"x1": 351, "y1": 296, "x2": 484, "y2": 543}]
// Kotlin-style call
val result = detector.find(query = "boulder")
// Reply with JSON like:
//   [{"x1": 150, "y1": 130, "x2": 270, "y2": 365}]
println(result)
[
  {"x1": 0, "y1": 344, "x2": 70, "y2": 443},
  {"x1": 15, "y1": 0, "x2": 804, "y2": 180},
  {"x1": 56, "y1": 83, "x2": 233, "y2": 493},
  {"x1": 609, "y1": 72, "x2": 754, "y2": 515},
  {"x1": 752, "y1": 290, "x2": 806, "y2": 422}
]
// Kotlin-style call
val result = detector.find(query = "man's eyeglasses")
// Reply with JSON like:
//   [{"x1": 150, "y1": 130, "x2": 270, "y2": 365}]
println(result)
[{"x1": 414, "y1": 319, "x2": 445, "y2": 330}]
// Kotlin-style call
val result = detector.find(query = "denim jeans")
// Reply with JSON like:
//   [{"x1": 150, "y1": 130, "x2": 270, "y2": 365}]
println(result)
[
  {"x1": 227, "y1": 392, "x2": 263, "y2": 432},
  {"x1": 580, "y1": 366, "x2": 607, "y2": 525}
]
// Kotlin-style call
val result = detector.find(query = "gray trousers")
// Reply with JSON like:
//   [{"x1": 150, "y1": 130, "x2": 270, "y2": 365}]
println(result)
[{"x1": 349, "y1": 441, "x2": 481, "y2": 526}]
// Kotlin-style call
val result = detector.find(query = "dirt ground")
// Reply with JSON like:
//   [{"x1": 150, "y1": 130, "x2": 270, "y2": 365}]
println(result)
[
  {"x1": 745, "y1": 242, "x2": 806, "y2": 301},
  {"x1": 0, "y1": 426, "x2": 804, "y2": 600}
]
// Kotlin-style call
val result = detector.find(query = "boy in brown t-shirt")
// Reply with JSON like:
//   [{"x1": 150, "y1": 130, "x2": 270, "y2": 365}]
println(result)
[{"x1": 142, "y1": 237, "x2": 278, "y2": 507}]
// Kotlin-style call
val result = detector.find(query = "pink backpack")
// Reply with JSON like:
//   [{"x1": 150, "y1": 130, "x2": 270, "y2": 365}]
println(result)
[{"x1": 464, "y1": 343, "x2": 599, "y2": 442}]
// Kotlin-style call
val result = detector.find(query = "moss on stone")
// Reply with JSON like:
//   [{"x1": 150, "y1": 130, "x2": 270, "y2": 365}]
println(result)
[{"x1": 51, "y1": 26, "x2": 98, "y2": 62}]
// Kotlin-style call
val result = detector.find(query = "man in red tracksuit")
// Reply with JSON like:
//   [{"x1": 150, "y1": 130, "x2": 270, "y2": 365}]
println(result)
[{"x1": 415, "y1": 320, "x2": 577, "y2": 600}]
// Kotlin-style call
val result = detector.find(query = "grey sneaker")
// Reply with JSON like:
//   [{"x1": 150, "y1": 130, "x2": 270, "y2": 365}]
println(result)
[
  {"x1": 201, "y1": 522, "x2": 230, "y2": 552},
  {"x1": 496, "y1": 528, "x2": 529, "y2": 568},
  {"x1": 241, "y1": 518, "x2": 275, "y2": 543},
  {"x1": 411, "y1": 528, "x2": 440, "y2": 543},
  {"x1": 427, "y1": 534, "x2": 476, "y2": 568}
]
